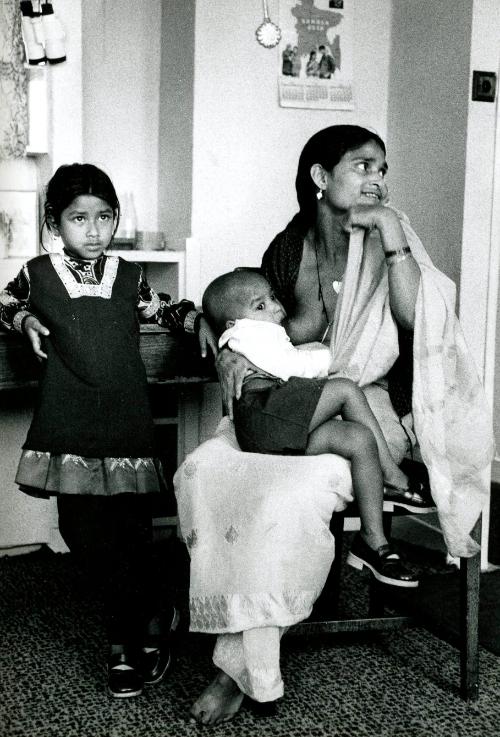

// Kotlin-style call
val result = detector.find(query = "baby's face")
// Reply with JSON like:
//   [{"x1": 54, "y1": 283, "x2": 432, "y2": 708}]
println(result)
[{"x1": 235, "y1": 276, "x2": 286, "y2": 326}]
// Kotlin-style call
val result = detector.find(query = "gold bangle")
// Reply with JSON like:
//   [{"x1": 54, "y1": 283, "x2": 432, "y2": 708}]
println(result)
[
  {"x1": 385, "y1": 246, "x2": 411, "y2": 259},
  {"x1": 386, "y1": 252, "x2": 410, "y2": 267}
]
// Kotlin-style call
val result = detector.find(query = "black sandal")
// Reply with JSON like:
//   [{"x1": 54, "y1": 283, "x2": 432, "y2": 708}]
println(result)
[
  {"x1": 108, "y1": 651, "x2": 143, "y2": 698},
  {"x1": 347, "y1": 533, "x2": 419, "y2": 587},
  {"x1": 384, "y1": 477, "x2": 435, "y2": 513}
]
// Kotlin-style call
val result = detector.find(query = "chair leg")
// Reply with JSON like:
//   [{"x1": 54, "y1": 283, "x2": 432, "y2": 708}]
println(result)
[
  {"x1": 459, "y1": 516, "x2": 481, "y2": 701},
  {"x1": 368, "y1": 512, "x2": 393, "y2": 616},
  {"x1": 368, "y1": 578, "x2": 386, "y2": 616},
  {"x1": 313, "y1": 514, "x2": 345, "y2": 619},
  {"x1": 329, "y1": 515, "x2": 344, "y2": 618}
]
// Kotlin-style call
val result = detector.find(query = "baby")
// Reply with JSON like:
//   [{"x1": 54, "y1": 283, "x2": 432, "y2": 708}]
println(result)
[{"x1": 203, "y1": 269, "x2": 430, "y2": 588}]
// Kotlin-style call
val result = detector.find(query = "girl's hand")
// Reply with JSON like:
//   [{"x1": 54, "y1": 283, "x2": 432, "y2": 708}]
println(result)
[
  {"x1": 197, "y1": 316, "x2": 218, "y2": 358},
  {"x1": 215, "y1": 349, "x2": 254, "y2": 419},
  {"x1": 23, "y1": 316, "x2": 50, "y2": 360}
]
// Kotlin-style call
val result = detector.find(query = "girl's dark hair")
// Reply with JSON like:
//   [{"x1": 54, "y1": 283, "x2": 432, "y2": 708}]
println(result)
[
  {"x1": 295, "y1": 125, "x2": 386, "y2": 230},
  {"x1": 43, "y1": 163, "x2": 120, "y2": 239}
]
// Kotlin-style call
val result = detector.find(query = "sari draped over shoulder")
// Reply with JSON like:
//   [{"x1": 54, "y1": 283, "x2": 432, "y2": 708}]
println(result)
[{"x1": 331, "y1": 215, "x2": 494, "y2": 557}]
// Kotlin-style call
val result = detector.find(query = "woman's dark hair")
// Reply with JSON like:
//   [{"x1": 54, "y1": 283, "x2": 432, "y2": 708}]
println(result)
[
  {"x1": 295, "y1": 125, "x2": 386, "y2": 230},
  {"x1": 43, "y1": 163, "x2": 120, "y2": 242}
]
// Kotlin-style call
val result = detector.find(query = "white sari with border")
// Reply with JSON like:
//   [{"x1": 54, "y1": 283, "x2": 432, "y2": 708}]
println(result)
[{"x1": 174, "y1": 213, "x2": 494, "y2": 701}]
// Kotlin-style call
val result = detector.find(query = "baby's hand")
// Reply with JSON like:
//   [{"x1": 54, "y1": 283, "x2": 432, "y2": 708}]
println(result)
[{"x1": 23, "y1": 315, "x2": 50, "y2": 360}]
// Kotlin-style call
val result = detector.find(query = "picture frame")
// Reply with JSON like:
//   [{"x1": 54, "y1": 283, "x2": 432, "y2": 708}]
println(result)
[{"x1": 0, "y1": 190, "x2": 39, "y2": 259}]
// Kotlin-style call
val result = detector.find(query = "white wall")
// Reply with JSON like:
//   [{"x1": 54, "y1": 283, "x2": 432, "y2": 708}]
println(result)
[
  {"x1": 48, "y1": 0, "x2": 83, "y2": 169},
  {"x1": 191, "y1": 0, "x2": 392, "y2": 294},
  {"x1": 461, "y1": 0, "x2": 500, "y2": 379},
  {"x1": 458, "y1": 1, "x2": 500, "y2": 482},
  {"x1": 158, "y1": 0, "x2": 196, "y2": 247},
  {"x1": 386, "y1": 0, "x2": 472, "y2": 289},
  {"x1": 82, "y1": 0, "x2": 162, "y2": 230}
]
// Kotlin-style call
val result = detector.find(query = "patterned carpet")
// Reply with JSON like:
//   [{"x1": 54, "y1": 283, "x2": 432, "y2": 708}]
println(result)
[{"x1": 1, "y1": 539, "x2": 500, "y2": 737}]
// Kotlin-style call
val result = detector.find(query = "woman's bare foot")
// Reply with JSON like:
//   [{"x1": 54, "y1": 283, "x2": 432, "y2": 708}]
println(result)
[{"x1": 190, "y1": 670, "x2": 244, "y2": 725}]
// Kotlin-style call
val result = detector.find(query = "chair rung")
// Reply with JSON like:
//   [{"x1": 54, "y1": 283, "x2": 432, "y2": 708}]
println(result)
[{"x1": 291, "y1": 616, "x2": 415, "y2": 636}]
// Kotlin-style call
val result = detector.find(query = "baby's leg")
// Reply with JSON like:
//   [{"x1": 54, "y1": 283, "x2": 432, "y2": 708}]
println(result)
[
  {"x1": 306, "y1": 417, "x2": 419, "y2": 586},
  {"x1": 308, "y1": 378, "x2": 408, "y2": 489},
  {"x1": 306, "y1": 418, "x2": 387, "y2": 550}
]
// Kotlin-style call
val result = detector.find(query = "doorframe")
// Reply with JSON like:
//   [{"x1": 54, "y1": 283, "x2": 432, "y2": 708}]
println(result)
[
  {"x1": 459, "y1": 43, "x2": 500, "y2": 571},
  {"x1": 480, "y1": 53, "x2": 500, "y2": 569}
]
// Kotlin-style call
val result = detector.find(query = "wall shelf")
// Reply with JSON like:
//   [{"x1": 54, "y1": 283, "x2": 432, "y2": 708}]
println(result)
[
  {"x1": 106, "y1": 248, "x2": 186, "y2": 302},
  {"x1": 107, "y1": 249, "x2": 185, "y2": 263}
]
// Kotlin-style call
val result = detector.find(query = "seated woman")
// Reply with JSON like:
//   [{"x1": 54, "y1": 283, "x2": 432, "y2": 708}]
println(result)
[{"x1": 178, "y1": 125, "x2": 494, "y2": 725}]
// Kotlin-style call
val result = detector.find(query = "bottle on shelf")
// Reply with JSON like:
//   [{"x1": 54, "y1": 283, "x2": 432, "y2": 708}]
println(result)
[{"x1": 115, "y1": 192, "x2": 137, "y2": 248}]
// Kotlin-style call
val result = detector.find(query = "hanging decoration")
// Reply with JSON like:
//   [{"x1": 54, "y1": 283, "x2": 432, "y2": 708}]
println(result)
[
  {"x1": 20, "y1": 1, "x2": 66, "y2": 66},
  {"x1": 255, "y1": 0, "x2": 282, "y2": 49}
]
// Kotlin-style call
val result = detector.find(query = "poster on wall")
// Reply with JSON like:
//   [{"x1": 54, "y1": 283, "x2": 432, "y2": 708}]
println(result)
[{"x1": 278, "y1": 0, "x2": 354, "y2": 110}]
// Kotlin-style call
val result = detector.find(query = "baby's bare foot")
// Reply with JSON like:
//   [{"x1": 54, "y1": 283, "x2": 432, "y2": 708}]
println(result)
[
  {"x1": 190, "y1": 670, "x2": 244, "y2": 725},
  {"x1": 383, "y1": 468, "x2": 410, "y2": 493}
]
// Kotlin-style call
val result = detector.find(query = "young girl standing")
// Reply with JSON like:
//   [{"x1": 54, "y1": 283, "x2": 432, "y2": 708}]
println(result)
[{"x1": 0, "y1": 163, "x2": 215, "y2": 698}]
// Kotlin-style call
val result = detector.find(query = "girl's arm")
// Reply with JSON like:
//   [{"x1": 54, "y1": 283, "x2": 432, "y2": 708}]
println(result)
[
  {"x1": 0, "y1": 265, "x2": 32, "y2": 332},
  {"x1": 136, "y1": 269, "x2": 217, "y2": 356},
  {"x1": 0, "y1": 266, "x2": 50, "y2": 359}
]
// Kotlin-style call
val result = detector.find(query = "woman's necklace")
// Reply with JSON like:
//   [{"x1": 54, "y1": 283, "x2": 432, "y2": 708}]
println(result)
[{"x1": 314, "y1": 239, "x2": 344, "y2": 343}]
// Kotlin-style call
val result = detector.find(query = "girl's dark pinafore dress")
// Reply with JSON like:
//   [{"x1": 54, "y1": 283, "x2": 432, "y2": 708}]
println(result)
[{"x1": 15, "y1": 253, "x2": 162, "y2": 497}]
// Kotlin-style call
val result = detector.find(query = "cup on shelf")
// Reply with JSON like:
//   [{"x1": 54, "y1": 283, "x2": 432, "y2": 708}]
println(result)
[{"x1": 135, "y1": 231, "x2": 166, "y2": 251}]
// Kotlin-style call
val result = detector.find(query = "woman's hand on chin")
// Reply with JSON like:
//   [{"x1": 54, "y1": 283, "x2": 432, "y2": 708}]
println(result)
[{"x1": 342, "y1": 203, "x2": 397, "y2": 234}]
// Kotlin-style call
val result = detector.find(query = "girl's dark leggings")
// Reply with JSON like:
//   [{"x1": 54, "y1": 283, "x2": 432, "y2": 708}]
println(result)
[{"x1": 57, "y1": 492, "x2": 163, "y2": 648}]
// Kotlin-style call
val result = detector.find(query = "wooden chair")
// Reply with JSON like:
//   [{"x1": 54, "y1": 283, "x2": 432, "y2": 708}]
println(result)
[{"x1": 291, "y1": 492, "x2": 482, "y2": 702}]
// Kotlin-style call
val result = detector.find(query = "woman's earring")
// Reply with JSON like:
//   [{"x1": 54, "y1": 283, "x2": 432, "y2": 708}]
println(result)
[{"x1": 316, "y1": 188, "x2": 324, "y2": 201}]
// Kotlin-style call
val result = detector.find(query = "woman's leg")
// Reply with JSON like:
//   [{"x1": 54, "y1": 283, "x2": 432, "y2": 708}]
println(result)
[
  {"x1": 363, "y1": 383, "x2": 413, "y2": 464},
  {"x1": 309, "y1": 379, "x2": 409, "y2": 490}
]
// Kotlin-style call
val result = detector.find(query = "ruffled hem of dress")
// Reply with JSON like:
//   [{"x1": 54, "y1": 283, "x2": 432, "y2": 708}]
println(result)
[{"x1": 15, "y1": 450, "x2": 165, "y2": 498}]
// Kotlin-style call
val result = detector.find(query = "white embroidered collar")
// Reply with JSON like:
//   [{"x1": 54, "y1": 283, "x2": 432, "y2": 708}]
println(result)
[{"x1": 49, "y1": 252, "x2": 119, "y2": 299}]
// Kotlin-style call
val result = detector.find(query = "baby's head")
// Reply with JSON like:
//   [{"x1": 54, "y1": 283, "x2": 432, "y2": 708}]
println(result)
[{"x1": 202, "y1": 270, "x2": 286, "y2": 336}]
